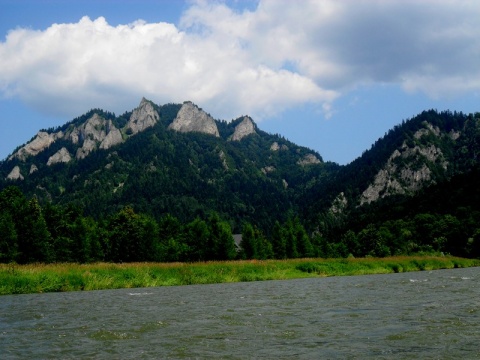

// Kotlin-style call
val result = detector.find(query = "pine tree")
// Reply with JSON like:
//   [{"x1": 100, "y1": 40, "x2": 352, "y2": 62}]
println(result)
[
  {"x1": 271, "y1": 221, "x2": 286, "y2": 259},
  {"x1": 240, "y1": 223, "x2": 257, "y2": 259}
]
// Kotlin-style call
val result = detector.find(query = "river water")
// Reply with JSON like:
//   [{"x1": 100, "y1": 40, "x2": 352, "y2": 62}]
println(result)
[{"x1": 1, "y1": 267, "x2": 479, "y2": 359}]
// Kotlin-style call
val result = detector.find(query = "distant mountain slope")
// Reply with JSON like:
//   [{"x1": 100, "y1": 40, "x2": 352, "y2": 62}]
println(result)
[
  {"x1": 0, "y1": 98, "x2": 330, "y2": 232},
  {"x1": 1, "y1": 99, "x2": 479, "y2": 239},
  {"x1": 301, "y1": 110, "x2": 480, "y2": 224}
]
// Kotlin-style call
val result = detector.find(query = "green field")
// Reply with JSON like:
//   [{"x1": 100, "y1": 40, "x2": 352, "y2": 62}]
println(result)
[{"x1": 1, "y1": 256, "x2": 478, "y2": 295}]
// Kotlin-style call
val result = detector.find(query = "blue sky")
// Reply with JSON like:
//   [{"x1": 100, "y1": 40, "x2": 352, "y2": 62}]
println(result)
[{"x1": 1, "y1": 0, "x2": 479, "y2": 165}]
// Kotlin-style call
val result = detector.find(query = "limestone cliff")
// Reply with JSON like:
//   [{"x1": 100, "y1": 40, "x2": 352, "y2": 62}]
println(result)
[
  {"x1": 168, "y1": 101, "x2": 219, "y2": 137},
  {"x1": 69, "y1": 114, "x2": 123, "y2": 160},
  {"x1": 6, "y1": 166, "x2": 24, "y2": 181},
  {"x1": 270, "y1": 142, "x2": 289, "y2": 151},
  {"x1": 330, "y1": 192, "x2": 348, "y2": 215},
  {"x1": 47, "y1": 147, "x2": 72, "y2": 166},
  {"x1": 360, "y1": 122, "x2": 449, "y2": 205},
  {"x1": 126, "y1": 97, "x2": 160, "y2": 135},
  {"x1": 9, "y1": 131, "x2": 61, "y2": 161},
  {"x1": 231, "y1": 116, "x2": 256, "y2": 141},
  {"x1": 297, "y1": 153, "x2": 321, "y2": 166},
  {"x1": 100, "y1": 126, "x2": 123, "y2": 150}
]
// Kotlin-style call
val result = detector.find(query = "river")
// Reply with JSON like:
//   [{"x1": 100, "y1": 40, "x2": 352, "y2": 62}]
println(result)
[{"x1": 1, "y1": 267, "x2": 479, "y2": 359}]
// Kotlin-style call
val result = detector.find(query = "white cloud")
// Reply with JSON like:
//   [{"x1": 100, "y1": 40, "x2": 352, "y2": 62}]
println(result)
[{"x1": 0, "y1": 0, "x2": 479, "y2": 122}]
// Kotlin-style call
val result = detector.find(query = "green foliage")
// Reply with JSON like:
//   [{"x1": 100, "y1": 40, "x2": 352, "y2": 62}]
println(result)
[
  {"x1": 271, "y1": 221, "x2": 287, "y2": 259},
  {"x1": 2, "y1": 256, "x2": 478, "y2": 295},
  {"x1": 106, "y1": 206, "x2": 158, "y2": 262},
  {"x1": 1, "y1": 105, "x2": 480, "y2": 263},
  {"x1": 240, "y1": 223, "x2": 273, "y2": 260},
  {"x1": 0, "y1": 212, "x2": 18, "y2": 262},
  {"x1": 207, "y1": 213, "x2": 237, "y2": 261}
]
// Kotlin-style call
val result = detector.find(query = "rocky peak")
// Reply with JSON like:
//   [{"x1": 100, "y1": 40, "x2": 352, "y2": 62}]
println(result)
[
  {"x1": 69, "y1": 113, "x2": 123, "y2": 159},
  {"x1": 231, "y1": 116, "x2": 256, "y2": 141},
  {"x1": 126, "y1": 97, "x2": 160, "y2": 135},
  {"x1": 168, "y1": 101, "x2": 219, "y2": 137},
  {"x1": 70, "y1": 113, "x2": 105, "y2": 144},
  {"x1": 99, "y1": 124, "x2": 123, "y2": 150},
  {"x1": 9, "y1": 131, "x2": 59, "y2": 161}
]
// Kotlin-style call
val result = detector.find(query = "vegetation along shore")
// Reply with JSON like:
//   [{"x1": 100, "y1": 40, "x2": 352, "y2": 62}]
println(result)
[{"x1": 1, "y1": 256, "x2": 478, "y2": 296}]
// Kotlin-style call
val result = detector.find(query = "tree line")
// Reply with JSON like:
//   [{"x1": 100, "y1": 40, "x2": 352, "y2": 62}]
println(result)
[
  {"x1": 2, "y1": 174, "x2": 480, "y2": 264},
  {"x1": 0, "y1": 186, "x2": 316, "y2": 264}
]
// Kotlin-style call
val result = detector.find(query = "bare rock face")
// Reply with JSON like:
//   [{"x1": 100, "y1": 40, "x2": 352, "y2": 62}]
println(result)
[
  {"x1": 69, "y1": 113, "x2": 107, "y2": 145},
  {"x1": 126, "y1": 97, "x2": 160, "y2": 135},
  {"x1": 219, "y1": 150, "x2": 229, "y2": 170},
  {"x1": 360, "y1": 122, "x2": 448, "y2": 205},
  {"x1": 70, "y1": 114, "x2": 123, "y2": 159},
  {"x1": 6, "y1": 166, "x2": 24, "y2": 181},
  {"x1": 47, "y1": 147, "x2": 72, "y2": 166},
  {"x1": 231, "y1": 116, "x2": 256, "y2": 141},
  {"x1": 261, "y1": 166, "x2": 276, "y2": 174},
  {"x1": 270, "y1": 142, "x2": 288, "y2": 151},
  {"x1": 29, "y1": 164, "x2": 38, "y2": 174},
  {"x1": 297, "y1": 153, "x2": 321, "y2": 166},
  {"x1": 76, "y1": 139, "x2": 97, "y2": 160},
  {"x1": 9, "y1": 131, "x2": 58, "y2": 161},
  {"x1": 84, "y1": 113, "x2": 107, "y2": 142},
  {"x1": 330, "y1": 192, "x2": 348, "y2": 214},
  {"x1": 100, "y1": 125, "x2": 123, "y2": 149},
  {"x1": 168, "y1": 101, "x2": 219, "y2": 137}
]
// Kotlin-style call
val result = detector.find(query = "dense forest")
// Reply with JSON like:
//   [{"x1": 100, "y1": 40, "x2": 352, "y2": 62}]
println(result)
[
  {"x1": 0, "y1": 186, "x2": 318, "y2": 263},
  {"x1": 1, "y1": 100, "x2": 480, "y2": 263},
  {"x1": 2, "y1": 167, "x2": 480, "y2": 264}
]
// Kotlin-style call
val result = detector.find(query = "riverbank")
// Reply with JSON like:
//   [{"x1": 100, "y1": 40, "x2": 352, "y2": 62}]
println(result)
[{"x1": 1, "y1": 256, "x2": 479, "y2": 295}]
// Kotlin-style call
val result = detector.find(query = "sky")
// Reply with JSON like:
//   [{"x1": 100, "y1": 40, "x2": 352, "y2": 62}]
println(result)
[{"x1": 1, "y1": 0, "x2": 479, "y2": 165}]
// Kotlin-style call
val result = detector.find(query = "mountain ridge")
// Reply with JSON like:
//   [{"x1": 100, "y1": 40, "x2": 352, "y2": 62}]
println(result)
[
  {"x1": 1, "y1": 100, "x2": 480, "y2": 261},
  {"x1": 1, "y1": 98, "x2": 327, "y2": 232},
  {"x1": 1, "y1": 100, "x2": 479, "y2": 236}
]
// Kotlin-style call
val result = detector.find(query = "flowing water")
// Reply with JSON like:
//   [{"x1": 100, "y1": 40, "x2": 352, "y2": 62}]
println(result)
[{"x1": 1, "y1": 267, "x2": 479, "y2": 359}]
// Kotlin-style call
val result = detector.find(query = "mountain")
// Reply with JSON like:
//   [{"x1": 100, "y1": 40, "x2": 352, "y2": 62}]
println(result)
[
  {"x1": 0, "y1": 98, "x2": 331, "y2": 232},
  {"x1": 1, "y1": 99, "x2": 480, "y2": 259},
  {"x1": 299, "y1": 109, "x2": 480, "y2": 258},
  {"x1": 301, "y1": 109, "x2": 480, "y2": 215}
]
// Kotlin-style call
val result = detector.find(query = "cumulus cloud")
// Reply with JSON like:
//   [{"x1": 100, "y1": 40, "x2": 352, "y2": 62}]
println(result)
[{"x1": 0, "y1": 0, "x2": 479, "y2": 122}]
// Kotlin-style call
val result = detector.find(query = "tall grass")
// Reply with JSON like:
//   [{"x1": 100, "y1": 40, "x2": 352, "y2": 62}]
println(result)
[{"x1": 0, "y1": 256, "x2": 478, "y2": 295}]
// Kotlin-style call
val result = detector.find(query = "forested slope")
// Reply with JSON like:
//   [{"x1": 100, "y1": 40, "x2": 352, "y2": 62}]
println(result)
[{"x1": 1, "y1": 100, "x2": 479, "y2": 263}]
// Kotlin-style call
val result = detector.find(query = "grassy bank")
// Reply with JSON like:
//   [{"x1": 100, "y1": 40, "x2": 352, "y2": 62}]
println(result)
[{"x1": 1, "y1": 256, "x2": 479, "y2": 295}]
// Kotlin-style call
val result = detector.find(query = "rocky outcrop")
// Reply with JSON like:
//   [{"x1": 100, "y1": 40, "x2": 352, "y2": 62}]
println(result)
[
  {"x1": 360, "y1": 122, "x2": 448, "y2": 205},
  {"x1": 100, "y1": 126, "x2": 123, "y2": 149},
  {"x1": 47, "y1": 147, "x2": 71, "y2": 166},
  {"x1": 70, "y1": 113, "x2": 106, "y2": 144},
  {"x1": 76, "y1": 139, "x2": 96, "y2": 160},
  {"x1": 261, "y1": 166, "x2": 276, "y2": 174},
  {"x1": 70, "y1": 114, "x2": 123, "y2": 159},
  {"x1": 168, "y1": 101, "x2": 219, "y2": 137},
  {"x1": 231, "y1": 116, "x2": 256, "y2": 141},
  {"x1": 126, "y1": 97, "x2": 160, "y2": 135},
  {"x1": 219, "y1": 150, "x2": 229, "y2": 170},
  {"x1": 29, "y1": 164, "x2": 38, "y2": 174},
  {"x1": 270, "y1": 142, "x2": 289, "y2": 151},
  {"x1": 330, "y1": 192, "x2": 348, "y2": 215},
  {"x1": 6, "y1": 166, "x2": 24, "y2": 181},
  {"x1": 414, "y1": 123, "x2": 441, "y2": 139},
  {"x1": 297, "y1": 153, "x2": 321, "y2": 166},
  {"x1": 9, "y1": 131, "x2": 60, "y2": 161}
]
